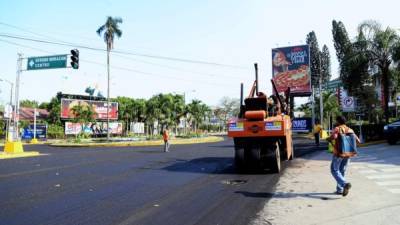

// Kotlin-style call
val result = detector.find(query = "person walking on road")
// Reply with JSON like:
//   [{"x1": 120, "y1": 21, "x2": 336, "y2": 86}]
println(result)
[
  {"x1": 163, "y1": 128, "x2": 170, "y2": 152},
  {"x1": 313, "y1": 119, "x2": 322, "y2": 146},
  {"x1": 326, "y1": 116, "x2": 360, "y2": 196}
]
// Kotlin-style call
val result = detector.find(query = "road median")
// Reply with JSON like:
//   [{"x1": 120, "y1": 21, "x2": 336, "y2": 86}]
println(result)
[{"x1": 49, "y1": 136, "x2": 224, "y2": 147}]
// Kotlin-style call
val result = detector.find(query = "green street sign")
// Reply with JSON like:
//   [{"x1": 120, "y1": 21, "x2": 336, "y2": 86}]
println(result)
[
  {"x1": 324, "y1": 78, "x2": 343, "y2": 91},
  {"x1": 27, "y1": 55, "x2": 67, "y2": 70}
]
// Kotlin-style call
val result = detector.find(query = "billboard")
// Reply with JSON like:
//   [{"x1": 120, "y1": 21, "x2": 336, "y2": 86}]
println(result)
[
  {"x1": 292, "y1": 117, "x2": 312, "y2": 133},
  {"x1": 272, "y1": 45, "x2": 311, "y2": 95},
  {"x1": 130, "y1": 122, "x2": 145, "y2": 134},
  {"x1": 65, "y1": 122, "x2": 123, "y2": 135},
  {"x1": 61, "y1": 99, "x2": 118, "y2": 120},
  {"x1": 21, "y1": 124, "x2": 47, "y2": 140}
]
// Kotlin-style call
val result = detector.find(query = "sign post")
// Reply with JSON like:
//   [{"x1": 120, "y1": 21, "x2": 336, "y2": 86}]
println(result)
[
  {"x1": 5, "y1": 52, "x2": 77, "y2": 154},
  {"x1": 27, "y1": 55, "x2": 67, "y2": 70},
  {"x1": 341, "y1": 96, "x2": 355, "y2": 112},
  {"x1": 31, "y1": 108, "x2": 39, "y2": 144}
]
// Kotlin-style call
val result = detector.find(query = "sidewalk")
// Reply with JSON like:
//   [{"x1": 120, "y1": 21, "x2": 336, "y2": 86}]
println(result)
[{"x1": 251, "y1": 144, "x2": 400, "y2": 225}]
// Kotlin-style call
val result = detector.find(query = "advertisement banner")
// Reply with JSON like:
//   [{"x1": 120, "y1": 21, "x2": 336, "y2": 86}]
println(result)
[
  {"x1": 292, "y1": 117, "x2": 312, "y2": 132},
  {"x1": 272, "y1": 45, "x2": 311, "y2": 95},
  {"x1": 61, "y1": 98, "x2": 118, "y2": 120},
  {"x1": 130, "y1": 122, "x2": 145, "y2": 134},
  {"x1": 21, "y1": 124, "x2": 47, "y2": 140},
  {"x1": 65, "y1": 122, "x2": 123, "y2": 135},
  {"x1": 65, "y1": 122, "x2": 82, "y2": 135}
]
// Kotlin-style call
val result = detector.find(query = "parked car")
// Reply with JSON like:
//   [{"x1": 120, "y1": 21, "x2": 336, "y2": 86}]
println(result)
[{"x1": 384, "y1": 120, "x2": 400, "y2": 145}]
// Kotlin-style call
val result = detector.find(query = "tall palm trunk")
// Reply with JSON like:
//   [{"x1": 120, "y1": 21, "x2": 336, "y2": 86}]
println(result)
[{"x1": 107, "y1": 46, "x2": 110, "y2": 140}]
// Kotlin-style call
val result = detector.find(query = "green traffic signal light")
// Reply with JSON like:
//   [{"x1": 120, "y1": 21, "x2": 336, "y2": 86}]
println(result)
[{"x1": 70, "y1": 49, "x2": 79, "y2": 69}]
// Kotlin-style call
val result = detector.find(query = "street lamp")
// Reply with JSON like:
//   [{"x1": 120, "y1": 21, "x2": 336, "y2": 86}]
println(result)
[{"x1": 0, "y1": 78, "x2": 14, "y2": 142}]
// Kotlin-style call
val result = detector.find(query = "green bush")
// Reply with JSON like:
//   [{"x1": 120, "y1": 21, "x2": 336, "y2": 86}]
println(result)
[
  {"x1": 146, "y1": 134, "x2": 163, "y2": 140},
  {"x1": 47, "y1": 124, "x2": 65, "y2": 139}
]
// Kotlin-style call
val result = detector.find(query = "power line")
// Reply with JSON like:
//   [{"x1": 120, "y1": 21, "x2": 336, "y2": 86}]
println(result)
[
  {"x1": 0, "y1": 33, "x2": 250, "y2": 70},
  {"x1": 0, "y1": 38, "x2": 238, "y2": 88},
  {"x1": 0, "y1": 22, "x2": 247, "y2": 79},
  {"x1": 112, "y1": 53, "x2": 246, "y2": 79},
  {"x1": 0, "y1": 22, "x2": 72, "y2": 44}
]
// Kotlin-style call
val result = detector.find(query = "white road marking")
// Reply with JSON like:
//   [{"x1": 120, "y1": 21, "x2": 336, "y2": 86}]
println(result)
[
  {"x1": 376, "y1": 180, "x2": 400, "y2": 186},
  {"x1": 380, "y1": 168, "x2": 400, "y2": 173},
  {"x1": 352, "y1": 157, "x2": 378, "y2": 162},
  {"x1": 388, "y1": 189, "x2": 400, "y2": 194},
  {"x1": 366, "y1": 173, "x2": 400, "y2": 179},
  {"x1": 358, "y1": 169, "x2": 379, "y2": 174},
  {"x1": 352, "y1": 162, "x2": 388, "y2": 167}
]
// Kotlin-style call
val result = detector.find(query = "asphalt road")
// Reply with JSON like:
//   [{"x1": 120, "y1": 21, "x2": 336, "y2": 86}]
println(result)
[{"x1": 0, "y1": 136, "x2": 324, "y2": 225}]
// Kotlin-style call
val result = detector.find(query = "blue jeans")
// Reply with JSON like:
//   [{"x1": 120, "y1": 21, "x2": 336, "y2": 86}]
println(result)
[{"x1": 330, "y1": 155, "x2": 350, "y2": 192}]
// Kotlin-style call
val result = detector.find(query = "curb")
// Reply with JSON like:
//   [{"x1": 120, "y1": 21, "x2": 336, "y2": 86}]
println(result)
[
  {"x1": 49, "y1": 136, "x2": 224, "y2": 147},
  {"x1": 0, "y1": 151, "x2": 41, "y2": 159},
  {"x1": 359, "y1": 140, "x2": 386, "y2": 147}
]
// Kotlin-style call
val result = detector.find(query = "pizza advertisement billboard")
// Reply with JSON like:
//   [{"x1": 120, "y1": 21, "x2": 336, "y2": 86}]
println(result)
[
  {"x1": 61, "y1": 98, "x2": 118, "y2": 120},
  {"x1": 272, "y1": 45, "x2": 311, "y2": 96}
]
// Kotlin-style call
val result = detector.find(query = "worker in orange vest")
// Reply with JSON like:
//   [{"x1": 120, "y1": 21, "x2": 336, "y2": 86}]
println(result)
[{"x1": 163, "y1": 128, "x2": 170, "y2": 152}]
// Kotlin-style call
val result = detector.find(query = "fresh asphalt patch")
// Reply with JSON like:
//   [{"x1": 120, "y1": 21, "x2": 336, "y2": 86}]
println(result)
[{"x1": 0, "y1": 137, "x2": 322, "y2": 225}]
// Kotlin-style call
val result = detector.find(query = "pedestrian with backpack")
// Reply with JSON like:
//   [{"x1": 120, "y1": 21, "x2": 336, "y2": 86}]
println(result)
[{"x1": 326, "y1": 116, "x2": 360, "y2": 196}]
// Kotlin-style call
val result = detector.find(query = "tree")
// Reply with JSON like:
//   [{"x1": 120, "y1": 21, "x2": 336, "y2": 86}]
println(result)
[
  {"x1": 171, "y1": 94, "x2": 185, "y2": 134},
  {"x1": 296, "y1": 103, "x2": 312, "y2": 117},
  {"x1": 114, "y1": 96, "x2": 134, "y2": 135},
  {"x1": 219, "y1": 97, "x2": 239, "y2": 123},
  {"x1": 70, "y1": 103, "x2": 96, "y2": 138},
  {"x1": 332, "y1": 20, "x2": 377, "y2": 121},
  {"x1": 306, "y1": 31, "x2": 321, "y2": 87},
  {"x1": 97, "y1": 16, "x2": 123, "y2": 139},
  {"x1": 314, "y1": 91, "x2": 340, "y2": 129},
  {"x1": 20, "y1": 99, "x2": 39, "y2": 108},
  {"x1": 356, "y1": 20, "x2": 400, "y2": 123},
  {"x1": 186, "y1": 99, "x2": 209, "y2": 133},
  {"x1": 46, "y1": 94, "x2": 62, "y2": 125},
  {"x1": 321, "y1": 45, "x2": 331, "y2": 86},
  {"x1": 332, "y1": 20, "x2": 352, "y2": 79},
  {"x1": 132, "y1": 98, "x2": 147, "y2": 122}
]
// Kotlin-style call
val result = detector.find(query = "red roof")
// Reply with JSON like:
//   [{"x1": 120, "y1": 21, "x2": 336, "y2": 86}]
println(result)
[{"x1": 19, "y1": 107, "x2": 49, "y2": 121}]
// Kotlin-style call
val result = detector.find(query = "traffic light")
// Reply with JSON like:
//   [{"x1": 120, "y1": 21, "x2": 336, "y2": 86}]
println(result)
[{"x1": 70, "y1": 49, "x2": 79, "y2": 69}]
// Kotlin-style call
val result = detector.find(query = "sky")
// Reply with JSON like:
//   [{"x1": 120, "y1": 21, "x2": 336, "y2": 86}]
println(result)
[{"x1": 0, "y1": 0, "x2": 399, "y2": 107}]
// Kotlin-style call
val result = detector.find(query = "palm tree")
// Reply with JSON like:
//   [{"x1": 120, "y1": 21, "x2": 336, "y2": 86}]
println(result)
[
  {"x1": 171, "y1": 94, "x2": 185, "y2": 135},
  {"x1": 96, "y1": 16, "x2": 123, "y2": 139},
  {"x1": 322, "y1": 91, "x2": 340, "y2": 129},
  {"x1": 357, "y1": 21, "x2": 400, "y2": 123}
]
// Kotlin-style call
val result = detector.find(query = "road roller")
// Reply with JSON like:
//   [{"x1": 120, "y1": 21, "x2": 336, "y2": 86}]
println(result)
[{"x1": 227, "y1": 63, "x2": 293, "y2": 173}]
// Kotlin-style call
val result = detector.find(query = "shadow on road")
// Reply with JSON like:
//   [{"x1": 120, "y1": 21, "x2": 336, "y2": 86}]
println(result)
[
  {"x1": 207, "y1": 145, "x2": 235, "y2": 148},
  {"x1": 235, "y1": 191, "x2": 341, "y2": 201},
  {"x1": 163, "y1": 157, "x2": 287, "y2": 175},
  {"x1": 162, "y1": 157, "x2": 238, "y2": 174}
]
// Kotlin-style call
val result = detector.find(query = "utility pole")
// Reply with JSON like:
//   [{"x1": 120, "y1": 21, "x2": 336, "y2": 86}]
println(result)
[
  {"x1": 8, "y1": 82, "x2": 13, "y2": 142},
  {"x1": 106, "y1": 45, "x2": 111, "y2": 141},
  {"x1": 0, "y1": 78, "x2": 13, "y2": 142},
  {"x1": 319, "y1": 75, "x2": 323, "y2": 127},
  {"x1": 33, "y1": 108, "x2": 37, "y2": 140},
  {"x1": 14, "y1": 53, "x2": 23, "y2": 141},
  {"x1": 311, "y1": 86, "x2": 315, "y2": 128},
  {"x1": 318, "y1": 53, "x2": 324, "y2": 128}
]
